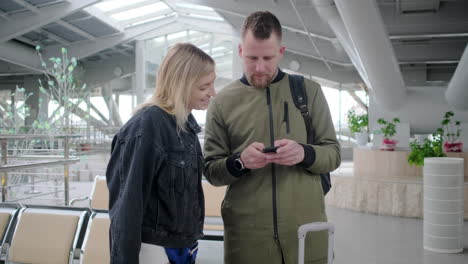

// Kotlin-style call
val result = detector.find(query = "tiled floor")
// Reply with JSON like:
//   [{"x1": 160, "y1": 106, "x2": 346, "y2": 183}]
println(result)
[{"x1": 197, "y1": 206, "x2": 468, "y2": 264}]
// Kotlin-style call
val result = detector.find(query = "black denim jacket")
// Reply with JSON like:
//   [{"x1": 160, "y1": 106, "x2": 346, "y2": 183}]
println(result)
[{"x1": 106, "y1": 106, "x2": 205, "y2": 264}]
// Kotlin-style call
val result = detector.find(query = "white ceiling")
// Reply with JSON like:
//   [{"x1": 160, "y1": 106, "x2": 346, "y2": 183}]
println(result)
[{"x1": 0, "y1": 0, "x2": 467, "y2": 90}]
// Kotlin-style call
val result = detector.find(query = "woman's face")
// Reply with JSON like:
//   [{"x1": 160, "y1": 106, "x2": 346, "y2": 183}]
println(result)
[{"x1": 188, "y1": 71, "x2": 216, "y2": 111}]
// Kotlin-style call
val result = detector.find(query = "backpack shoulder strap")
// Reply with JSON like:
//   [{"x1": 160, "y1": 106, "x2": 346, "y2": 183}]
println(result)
[
  {"x1": 288, "y1": 74, "x2": 314, "y2": 144},
  {"x1": 288, "y1": 74, "x2": 309, "y2": 117},
  {"x1": 289, "y1": 74, "x2": 332, "y2": 195}
]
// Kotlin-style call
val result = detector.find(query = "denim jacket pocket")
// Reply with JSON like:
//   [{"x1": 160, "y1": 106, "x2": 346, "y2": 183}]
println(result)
[{"x1": 166, "y1": 157, "x2": 187, "y2": 194}]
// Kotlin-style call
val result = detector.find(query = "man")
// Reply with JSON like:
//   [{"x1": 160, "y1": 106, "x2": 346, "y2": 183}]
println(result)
[{"x1": 203, "y1": 11, "x2": 341, "y2": 264}]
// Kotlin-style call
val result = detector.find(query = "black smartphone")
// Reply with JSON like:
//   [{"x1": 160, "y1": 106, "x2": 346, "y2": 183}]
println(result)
[{"x1": 262, "y1": 146, "x2": 279, "y2": 153}]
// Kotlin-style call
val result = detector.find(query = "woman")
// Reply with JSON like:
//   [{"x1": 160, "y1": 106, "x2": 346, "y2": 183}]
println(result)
[{"x1": 106, "y1": 43, "x2": 216, "y2": 264}]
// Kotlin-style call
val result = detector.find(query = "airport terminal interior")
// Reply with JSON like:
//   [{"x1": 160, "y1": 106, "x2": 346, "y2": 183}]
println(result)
[{"x1": 0, "y1": 0, "x2": 467, "y2": 263}]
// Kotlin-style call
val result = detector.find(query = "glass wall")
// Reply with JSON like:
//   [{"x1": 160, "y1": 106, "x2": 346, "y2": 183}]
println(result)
[
  {"x1": 143, "y1": 30, "x2": 234, "y2": 126},
  {"x1": 322, "y1": 87, "x2": 368, "y2": 147}
]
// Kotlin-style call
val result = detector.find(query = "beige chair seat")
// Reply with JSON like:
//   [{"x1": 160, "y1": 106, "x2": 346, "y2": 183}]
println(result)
[
  {"x1": 0, "y1": 203, "x2": 21, "y2": 260},
  {"x1": 90, "y1": 175, "x2": 109, "y2": 211},
  {"x1": 80, "y1": 212, "x2": 110, "y2": 264},
  {"x1": 7, "y1": 207, "x2": 87, "y2": 264},
  {"x1": 0, "y1": 210, "x2": 12, "y2": 244},
  {"x1": 202, "y1": 181, "x2": 226, "y2": 217}
]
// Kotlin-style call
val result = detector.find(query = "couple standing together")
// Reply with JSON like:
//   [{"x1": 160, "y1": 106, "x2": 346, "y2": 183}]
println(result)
[{"x1": 106, "y1": 10, "x2": 341, "y2": 264}]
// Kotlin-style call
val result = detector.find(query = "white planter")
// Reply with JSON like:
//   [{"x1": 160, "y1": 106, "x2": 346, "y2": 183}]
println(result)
[
  {"x1": 423, "y1": 157, "x2": 464, "y2": 253},
  {"x1": 355, "y1": 132, "x2": 368, "y2": 147}
]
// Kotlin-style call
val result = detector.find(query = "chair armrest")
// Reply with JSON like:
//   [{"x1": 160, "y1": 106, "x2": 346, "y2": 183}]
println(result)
[{"x1": 69, "y1": 196, "x2": 89, "y2": 206}]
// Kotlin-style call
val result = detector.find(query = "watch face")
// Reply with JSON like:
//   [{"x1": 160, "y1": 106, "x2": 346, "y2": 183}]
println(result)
[{"x1": 234, "y1": 159, "x2": 243, "y2": 170}]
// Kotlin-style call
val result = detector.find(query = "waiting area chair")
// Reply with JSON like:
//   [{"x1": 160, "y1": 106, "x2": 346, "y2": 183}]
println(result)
[
  {"x1": 70, "y1": 175, "x2": 109, "y2": 211},
  {"x1": 79, "y1": 211, "x2": 110, "y2": 264},
  {"x1": 202, "y1": 181, "x2": 226, "y2": 241},
  {"x1": 202, "y1": 181, "x2": 226, "y2": 217},
  {"x1": 0, "y1": 203, "x2": 21, "y2": 262},
  {"x1": 5, "y1": 205, "x2": 88, "y2": 264}
]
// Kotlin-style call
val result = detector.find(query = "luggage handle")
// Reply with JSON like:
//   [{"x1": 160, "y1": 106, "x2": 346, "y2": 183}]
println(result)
[{"x1": 298, "y1": 222, "x2": 335, "y2": 264}]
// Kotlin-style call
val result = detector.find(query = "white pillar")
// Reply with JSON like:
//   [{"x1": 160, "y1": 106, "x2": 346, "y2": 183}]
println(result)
[
  {"x1": 135, "y1": 40, "x2": 146, "y2": 105},
  {"x1": 232, "y1": 37, "x2": 243, "y2": 80},
  {"x1": 312, "y1": 0, "x2": 370, "y2": 87},
  {"x1": 423, "y1": 157, "x2": 464, "y2": 253},
  {"x1": 445, "y1": 44, "x2": 468, "y2": 110},
  {"x1": 334, "y1": 0, "x2": 407, "y2": 111}
]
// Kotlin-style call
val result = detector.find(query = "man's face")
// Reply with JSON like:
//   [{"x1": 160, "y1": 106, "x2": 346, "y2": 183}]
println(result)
[
  {"x1": 188, "y1": 71, "x2": 216, "y2": 111},
  {"x1": 239, "y1": 30, "x2": 285, "y2": 89}
]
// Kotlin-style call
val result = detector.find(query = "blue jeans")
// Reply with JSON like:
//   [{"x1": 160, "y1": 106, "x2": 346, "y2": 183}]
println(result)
[{"x1": 164, "y1": 242, "x2": 199, "y2": 264}]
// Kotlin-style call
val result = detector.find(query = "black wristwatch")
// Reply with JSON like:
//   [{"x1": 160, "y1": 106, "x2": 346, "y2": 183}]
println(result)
[{"x1": 234, "y1": 153, "x2": 246, "y2": 171}]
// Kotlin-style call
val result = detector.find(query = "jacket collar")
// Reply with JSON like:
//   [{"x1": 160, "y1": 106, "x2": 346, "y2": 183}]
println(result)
[
  {"x1": 240, "y1": 68, "x2": 285, "y2": 86},
  {"x1": 186, "y1": 113, "x2": 201, "y2": 134}
]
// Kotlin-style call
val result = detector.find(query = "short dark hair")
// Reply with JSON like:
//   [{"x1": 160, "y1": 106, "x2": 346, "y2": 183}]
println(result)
[{"x1": 241, "y1": 11, "x2": 282, "y2": 40}]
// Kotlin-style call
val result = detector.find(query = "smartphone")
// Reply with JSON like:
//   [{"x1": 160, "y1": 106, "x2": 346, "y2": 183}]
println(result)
[{"x1": 262, "y1": 146, "x2": 279, "y2": 153}]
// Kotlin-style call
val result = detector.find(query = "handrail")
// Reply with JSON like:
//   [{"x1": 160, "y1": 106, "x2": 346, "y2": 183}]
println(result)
[
  {"x1": 0, "y1": 158, "x2": 80, "y2": 172},
  {"x1": 0, "y1": 135, "x2": 80, "y2": 204},
  {"x1": 0, "y1": 134, "x2": 82, "y2": 140}
]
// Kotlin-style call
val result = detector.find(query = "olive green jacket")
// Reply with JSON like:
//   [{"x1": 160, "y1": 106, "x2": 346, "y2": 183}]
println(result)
[{"x1": 204, "y1": 70, "x2": 341, "y2": 264}]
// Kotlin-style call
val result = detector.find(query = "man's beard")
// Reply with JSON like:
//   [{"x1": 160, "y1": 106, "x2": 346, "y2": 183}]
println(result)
[{"x1": 248, "y1": 73, "x2": 274, "y2": 89}]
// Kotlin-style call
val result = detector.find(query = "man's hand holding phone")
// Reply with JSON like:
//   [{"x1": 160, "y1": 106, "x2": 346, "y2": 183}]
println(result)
[
  {"x1": 265, "y1": 139, "x2": 304, "y2": 166},
  {"x1": 239, "y1": 142, "x2": 270, "y2": 169}
]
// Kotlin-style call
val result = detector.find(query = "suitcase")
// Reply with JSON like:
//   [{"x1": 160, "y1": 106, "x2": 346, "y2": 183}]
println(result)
[{"x1": 298, "y1": 222, "x2": 335, "y2": 264}]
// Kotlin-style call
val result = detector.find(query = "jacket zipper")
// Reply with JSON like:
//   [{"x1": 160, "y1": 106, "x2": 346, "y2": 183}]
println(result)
[
  {"x1": 283, "y1": 102, "x2": 290, "y2": 134},
  {"x1": 266, "y1": 87, "x2": 279, "y2": 241}
]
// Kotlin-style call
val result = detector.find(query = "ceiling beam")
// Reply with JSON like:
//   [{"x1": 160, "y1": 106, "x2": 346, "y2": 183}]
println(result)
[
  {"x1": 84, "y1": 5, "x2": 123, "y2": 33},
  {"x1": 0, "y1": 0, "x2": 100, "y2": 43},
  {"x1": 113, "y1": 47, "x2": 132, "y2": 57},
  {"x1": 37, "y1": 29, "x2": 71, "y2": 46},
  {"x1": 0, "y1": 10, "x2": 10, "y2": 21},
  {"x1": 0, "y1": 18, "x2": 177, "y2": 73},
  {"x1": 15, "y1": 36, "x2": 38, "y2": 47},
  {"x1": 390, "y1": 33, "x2": 468, "y2": 40},
  {"x1": 178, "y1": 16, "x2": 234, "y2": 36},
  {"x1": 38, "y1": 16, "x2": 178, "y2": 64},
  {"x1": 11, "y1": 0, "x2": 40, "y2": 14},
  {"x1": 56, "y1": 20, "x2": 97, "y2": 40},
  {"x1": 0, "y1": 41, "x2": 42, "y2": 72}
]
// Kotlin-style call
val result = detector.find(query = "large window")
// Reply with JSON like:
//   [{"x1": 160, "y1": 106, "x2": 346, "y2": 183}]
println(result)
[
  {"x1": 322, "y1": 86, "x2": 368, "y2": 146},
  {"x1": 142, "y1": 30, "x2": 234, "y2": 126}
]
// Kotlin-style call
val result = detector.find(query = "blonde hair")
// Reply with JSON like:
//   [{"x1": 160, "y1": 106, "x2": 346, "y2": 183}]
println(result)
[{"x1": 135, "y1": 43, "x2": 215, "y2": 130}]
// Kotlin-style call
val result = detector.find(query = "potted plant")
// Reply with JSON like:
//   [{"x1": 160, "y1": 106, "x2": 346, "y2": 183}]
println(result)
[
  {"x1": 408, "y1": 128, "x2": 446, "y2": 166},
  {"x1": 347, "y1": 110, "x2": 368, "y2": 146},
  {"x1": 377, "y1": 117, "x2": 400, "y2": 151},
  {"x1": 441, "y1": 111, "x2": 463, "y2": 152}
]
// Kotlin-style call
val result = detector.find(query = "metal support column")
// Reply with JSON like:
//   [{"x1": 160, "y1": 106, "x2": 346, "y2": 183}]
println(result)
[
  {"x1": 63, "y1": 136, "x2": 69, "y2": 205},
  {"x1": 1, "y1": 139, "x2": 7, "y2": 202}
]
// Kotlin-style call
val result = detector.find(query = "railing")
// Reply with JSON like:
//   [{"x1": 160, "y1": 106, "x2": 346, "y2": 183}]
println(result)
[{"x1": 0, "y1": 134, "x2": 81, "y2": 205}]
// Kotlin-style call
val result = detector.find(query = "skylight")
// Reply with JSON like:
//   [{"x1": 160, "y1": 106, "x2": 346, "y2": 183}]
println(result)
[
  {"x1": 94, "y1": 0, "x2": 149, "y2": 12},
  {"x1": 175, "y1": 3, "x2": 215, "y2": 12},
  {"x1": 111, "y1": 2, "x2": 170, "y2": 21},
  {"x1": 93, "y1": 0, "x2": 225, "y2": 29},
  {"x1": 130, "y1": 15, "x2": 167, "y2": 27},
  {"x1": 186, "y1": 13, "x2": 224, "y2": 22}
]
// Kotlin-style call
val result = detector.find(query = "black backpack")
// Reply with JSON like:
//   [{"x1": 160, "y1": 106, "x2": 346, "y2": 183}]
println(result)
[{"x1": 288, "y1": 74, "x2": 332, "y2": 196}]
